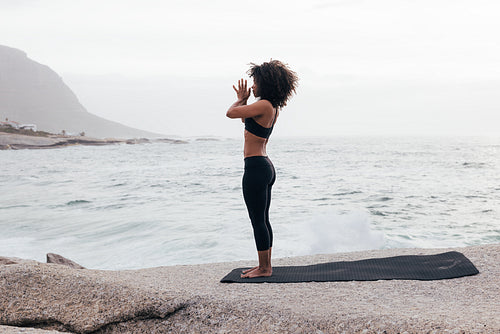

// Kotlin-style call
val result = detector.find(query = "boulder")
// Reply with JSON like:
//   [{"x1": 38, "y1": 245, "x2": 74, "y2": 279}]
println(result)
[
  {"x1": 0, "y1": 263, "x2": 187, "y2": 333},
  {"x1": 46, "y1": 253, "x2": 86, "y2": 269}
]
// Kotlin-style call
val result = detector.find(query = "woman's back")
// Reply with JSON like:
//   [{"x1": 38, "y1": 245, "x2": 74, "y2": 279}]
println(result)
[{"x1": 244, "y1": 100, "x2": 277, "y2": 157}]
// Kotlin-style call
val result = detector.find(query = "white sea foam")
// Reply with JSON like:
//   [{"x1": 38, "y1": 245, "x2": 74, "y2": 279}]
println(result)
[
  {"x1": 306, "y1": 210, "x2": 386, "y2": 253},
  {"x1": 277, "y1": 210, "x2": 386, "y2": 258},
  {"x1": 0, "y1": 237, "x2": 43, "y2": 261}
]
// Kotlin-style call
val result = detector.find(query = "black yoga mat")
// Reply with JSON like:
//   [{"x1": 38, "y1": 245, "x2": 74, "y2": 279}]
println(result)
[{"x1": 220, "y1": 251, "x2": 479, "y2": 283}]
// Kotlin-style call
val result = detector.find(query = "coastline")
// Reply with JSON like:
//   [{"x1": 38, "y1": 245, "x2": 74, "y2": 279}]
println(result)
[
  {"x1": 1, "y1": 244, "x2": 498, "y2": 333},
  {"x1": 0, "y1": 132, "x2": 186, "y2": 150}
]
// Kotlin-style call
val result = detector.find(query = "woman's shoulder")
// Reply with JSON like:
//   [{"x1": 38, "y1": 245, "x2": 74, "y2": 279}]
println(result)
[{"x1": 253, "y1": 98, "x2": 274, "y2": 111}]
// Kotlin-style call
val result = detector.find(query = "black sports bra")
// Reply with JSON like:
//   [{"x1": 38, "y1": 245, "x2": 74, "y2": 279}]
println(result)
[{"x1": 245, "y1": 109, "x2": 277, "y2": 139}]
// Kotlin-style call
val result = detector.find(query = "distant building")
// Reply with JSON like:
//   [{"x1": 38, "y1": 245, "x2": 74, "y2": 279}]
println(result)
[
  {"x1": 20, "y1": 124, "x2": 37, "y2": 131},
  {"x1": 0, "y1": 119, "x2": 37, "y2": 131},
  {"x1": 0, "y1": 120, "x2": 20, "y2": 129}
]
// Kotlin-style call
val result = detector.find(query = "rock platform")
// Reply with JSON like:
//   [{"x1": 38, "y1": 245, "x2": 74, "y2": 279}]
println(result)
[{"x1": 1, "y1": 244, "x2": 498, "y2": 333}]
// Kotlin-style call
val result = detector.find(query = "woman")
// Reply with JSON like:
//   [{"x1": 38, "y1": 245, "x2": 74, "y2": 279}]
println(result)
[{"x1": 226, "y1": 60, "x2": 298, "y2": 278}]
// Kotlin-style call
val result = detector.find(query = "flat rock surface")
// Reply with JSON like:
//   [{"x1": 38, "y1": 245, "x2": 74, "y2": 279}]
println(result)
[
  {"x1": 0, "y1": 133, "x2": 62, "y2": 146},
  {"x1": 0, "y1": 325, "x2": 65, "y2": 333},
  {"x1": 1, "y1": 244, "x2": 498, "y2": 333},
  {"x1": 0, "y1": 132, "x2": 116, "y2": 149},
  {"x1": 0, "y1": 132, "x2": 185, "y2": 149}
]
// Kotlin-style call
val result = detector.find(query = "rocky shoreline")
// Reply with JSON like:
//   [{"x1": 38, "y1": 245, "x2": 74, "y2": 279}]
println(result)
[
  {"x1": 0, "y1": 132, "x2": 187, "y2": 150},
  {"x1": 1, "y1": 244, "x2": 498, "y2": 333}
]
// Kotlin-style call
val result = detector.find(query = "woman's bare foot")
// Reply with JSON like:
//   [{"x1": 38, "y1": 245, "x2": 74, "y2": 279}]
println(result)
[
  {"x1": 240, "y1": 266, "x2": 272, "y2": 278},
  {"x1": 241, "y1": 249, "x2": 272, "y2": 278},
  {"x1": 242, "y1": 247, "x2": 272, "y2": 274},
  {"x1": 242, "y1": 266, "x2": 258, "y2": 274}
]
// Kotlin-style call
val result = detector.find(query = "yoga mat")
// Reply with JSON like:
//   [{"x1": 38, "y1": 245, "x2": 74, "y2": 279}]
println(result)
[{"x1": 220, "y1": 251, "x2": 479, "y2": 283}]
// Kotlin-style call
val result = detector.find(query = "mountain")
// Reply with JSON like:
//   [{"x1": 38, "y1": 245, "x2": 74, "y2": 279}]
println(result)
[{"x1": 0, "y1": 45, "x2": 163, "y2": 138}]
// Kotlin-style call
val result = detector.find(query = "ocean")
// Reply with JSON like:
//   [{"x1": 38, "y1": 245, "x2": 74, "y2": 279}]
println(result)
[{"x1": 1, "y1": 136, "x2": 499, "y2": 270}]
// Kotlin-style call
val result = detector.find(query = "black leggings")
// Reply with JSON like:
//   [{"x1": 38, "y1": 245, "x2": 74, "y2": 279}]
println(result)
[{"x1": 242, "y1": 156, "x2": 276, "y2": 251}]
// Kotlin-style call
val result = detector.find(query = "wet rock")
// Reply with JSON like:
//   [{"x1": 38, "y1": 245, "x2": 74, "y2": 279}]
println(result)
[
  {"x1": 154, "y1": 138, "x2": 188, "y2": 144},
  {"x1": 125, "y1": 138, "x2": 151, "y2": 144}
]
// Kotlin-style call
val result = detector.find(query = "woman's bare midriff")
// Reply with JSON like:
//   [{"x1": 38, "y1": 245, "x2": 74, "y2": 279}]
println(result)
[{"x1": 244, "y1": 130, "x2": 268, "y2": 158}]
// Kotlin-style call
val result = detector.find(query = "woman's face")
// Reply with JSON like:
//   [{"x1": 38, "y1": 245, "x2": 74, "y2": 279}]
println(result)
[{"x1": 251, "y1": 81, "x2": 259, "y2": 97}]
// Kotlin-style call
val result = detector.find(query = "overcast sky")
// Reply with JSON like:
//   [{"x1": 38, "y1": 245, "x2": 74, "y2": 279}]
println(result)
[{"x1": 1, "y1": 0, "x2": 499, "y2": 137}]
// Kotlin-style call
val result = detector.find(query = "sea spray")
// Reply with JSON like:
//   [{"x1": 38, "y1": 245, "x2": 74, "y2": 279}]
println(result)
[{"x1": 277, "y1": 210, "x2": 386, "y2": 257}]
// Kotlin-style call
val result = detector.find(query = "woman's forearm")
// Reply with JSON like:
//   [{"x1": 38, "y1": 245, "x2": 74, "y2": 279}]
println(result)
[{"x1": 226, "y1": 99, "x2": 247, "y2": 118}]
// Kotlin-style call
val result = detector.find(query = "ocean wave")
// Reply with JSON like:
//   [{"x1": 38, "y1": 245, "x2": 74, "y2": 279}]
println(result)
[
  {"x1": 462, "y1": 162, "x2": 487, "y2": 168},
  {"x1": 0, "y1": 204, "x2": 31, "y2": 209},
  {"x1": 312, "y1": 197, "x2": 330, "y2": 201},
  {"x1": 370, "y1": 210, "x2": 387, "y2": 216},
  {"x1": 333, "y1": 191, "x2": 362, "y2": 197},
  {"x1": 108, "y1": 182, "x2": 127, "y2": 187},
  {"x1": 66, "y1": 200, "x2": 91, "y2": 206}
]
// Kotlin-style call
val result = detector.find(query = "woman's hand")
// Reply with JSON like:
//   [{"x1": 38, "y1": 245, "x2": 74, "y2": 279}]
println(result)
[
  {"x1": 233, "y1": 79, "x2": 251, "y2": 103},
  {"x1": 227, "y1": 78, "x2": 269, "y2": 119}
]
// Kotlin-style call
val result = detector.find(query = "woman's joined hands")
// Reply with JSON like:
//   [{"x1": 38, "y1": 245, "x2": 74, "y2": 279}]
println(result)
[{"x1": 233, "y1": 79, "x2": 251, "y2": 103}]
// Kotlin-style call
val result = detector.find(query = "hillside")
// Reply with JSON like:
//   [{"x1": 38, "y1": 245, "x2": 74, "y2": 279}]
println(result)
[{"x1": 0, "y1": 45, "x2": 163, "y2": 138}]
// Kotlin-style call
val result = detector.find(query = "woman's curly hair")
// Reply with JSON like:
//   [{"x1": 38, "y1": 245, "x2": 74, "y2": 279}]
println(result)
[{"x1": 247, "y1": 60, "x2": 298, "y2": 109}]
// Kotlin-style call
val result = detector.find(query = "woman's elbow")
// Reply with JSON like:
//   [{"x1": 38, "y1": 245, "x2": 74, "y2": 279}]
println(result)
[{"x1": 226, "y1": 109, "x2": 236, "y2": 118}]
